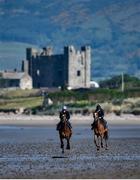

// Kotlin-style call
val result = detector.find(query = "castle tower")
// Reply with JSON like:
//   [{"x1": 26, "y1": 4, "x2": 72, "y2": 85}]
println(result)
[
  {"x1": 26, "y1": 48, "x2": 37, "y2": 77},
  {"x1": 64, "y1": 46, "x2": 76, "y2": 88},
  {"x1": 21, "y1": 60, "x2": 29, "y2": 74},
  {"x1": 81, "y1": 46, "x2": 91, "y2": 88},
  {"x1": 64, "y1": 45, "x2": 91, "y2": 89},
  {"x1": 26, "y1": 48, "x2": 37, "y2": 61}
]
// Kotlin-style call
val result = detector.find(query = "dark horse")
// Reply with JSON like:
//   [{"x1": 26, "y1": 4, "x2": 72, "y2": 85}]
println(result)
[
  {"x1": 93, "y1": 112, "x2": 108, "y2": 151},
  {"x1": 58, "y1": 114, "x2": 72, "y2": 153}
]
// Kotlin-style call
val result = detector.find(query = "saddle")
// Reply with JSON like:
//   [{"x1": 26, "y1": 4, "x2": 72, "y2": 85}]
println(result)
[
  {"x1": 91, "y1": 117, "x2": 107, "y2": 129},
  {"x1": 57, "y1": 120, "x2": 72, "y2": 131},
  {"x1": 61, "y1": 121, "x2": 71, "y2": 129}
]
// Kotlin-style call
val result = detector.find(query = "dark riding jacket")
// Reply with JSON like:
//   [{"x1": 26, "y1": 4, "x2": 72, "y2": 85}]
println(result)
[
  {"x1": 91, "y1": 106, "x2": 107, "y2": 130},
  {"x1": 59, "y1": 110, "x2": 70, "y2": 121}
]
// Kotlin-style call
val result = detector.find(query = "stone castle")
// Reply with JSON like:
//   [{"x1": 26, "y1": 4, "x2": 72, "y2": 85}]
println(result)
[{"x1": 22, "y1": 45, "x2": 91, "y2": 89}]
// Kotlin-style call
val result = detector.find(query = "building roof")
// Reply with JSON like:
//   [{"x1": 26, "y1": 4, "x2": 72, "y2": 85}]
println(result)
[{"x1": 2, "y1": 72, "x2": 25, "y2": 80}]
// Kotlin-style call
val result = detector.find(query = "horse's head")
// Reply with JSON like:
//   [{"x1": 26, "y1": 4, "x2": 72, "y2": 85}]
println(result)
[
  {"x1": 61, "y1": 113, "x2": 67, "y2": 123},
  {"x1": 94, "y1": 112, "x2": 99, "y2": 119}
]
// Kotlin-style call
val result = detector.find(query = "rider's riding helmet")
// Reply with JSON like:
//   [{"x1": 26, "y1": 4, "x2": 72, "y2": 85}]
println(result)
[
  {"x1": 63, "y1": 105, "x2": 67, "y2": 110},
  {"x1": 96, "y1": 104, "x2": 101, "y2": 109}
]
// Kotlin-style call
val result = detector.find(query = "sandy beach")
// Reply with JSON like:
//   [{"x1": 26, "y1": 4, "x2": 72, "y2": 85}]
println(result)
[
  {"x1": 0, "y1": 113, "x2": 140, "y2": 179},
  {"x1": 0, "y1": 113, "x2": 140, "y2": 126}
]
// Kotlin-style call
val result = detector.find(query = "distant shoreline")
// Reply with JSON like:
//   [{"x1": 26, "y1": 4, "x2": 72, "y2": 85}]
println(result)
[{"x1": 0, "y1": 113, "x2": 139, "y2": 126}]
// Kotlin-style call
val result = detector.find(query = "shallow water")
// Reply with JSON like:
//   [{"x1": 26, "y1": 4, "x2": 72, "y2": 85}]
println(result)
[{"x1": 0, "y1": 124, "x2": 140, "y2": 142}]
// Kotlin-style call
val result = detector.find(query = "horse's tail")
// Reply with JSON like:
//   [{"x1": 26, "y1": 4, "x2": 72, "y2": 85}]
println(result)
[{"x1": 104, "y1": 130, "x2": 109, "y2": 140}]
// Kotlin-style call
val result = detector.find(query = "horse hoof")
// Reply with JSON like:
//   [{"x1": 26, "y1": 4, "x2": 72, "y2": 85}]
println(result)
[{"x1": 66, "y1": 146, "x2": 70, "y2": 150}]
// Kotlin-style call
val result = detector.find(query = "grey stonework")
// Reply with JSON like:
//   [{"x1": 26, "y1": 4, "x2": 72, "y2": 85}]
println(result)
[{"x1": 26, "y1": 45, "x2": 91, "y2": 89}]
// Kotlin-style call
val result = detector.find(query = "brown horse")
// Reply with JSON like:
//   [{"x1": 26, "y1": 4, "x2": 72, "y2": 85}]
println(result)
[
  {"x1": 58, "y1": 114, "x2": 72, "y2": 153},
  {"x1": 93, "y1": 112, "x2": 108, "y2": 151}
]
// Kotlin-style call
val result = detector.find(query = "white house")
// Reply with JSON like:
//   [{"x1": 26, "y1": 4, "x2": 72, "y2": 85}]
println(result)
[{"x1": 0, "y1": 71, "x2": 32, "y2": 89}]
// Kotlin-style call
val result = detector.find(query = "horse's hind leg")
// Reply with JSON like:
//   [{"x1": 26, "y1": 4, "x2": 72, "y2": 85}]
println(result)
[
  {"x1": 104, "y1": 131, "x2": 108, "y2": 150},
  {"x1": 60, "y1": 138, "x2": 64, "y2": 148},
  {"x1": 66, "y1": 138, "x2": 70, "y2": 150},
  {"x1": 104, "y1": 137, "x2": 108, "y2": 150},
  {"x1": 105, "y1": 139, "x2": 108, "y2": 150}
]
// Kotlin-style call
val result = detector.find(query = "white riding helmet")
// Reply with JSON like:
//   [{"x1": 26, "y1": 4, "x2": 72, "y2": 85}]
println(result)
[{"x1": 63, "y1": 105, "x2": 67, "y2": 110}]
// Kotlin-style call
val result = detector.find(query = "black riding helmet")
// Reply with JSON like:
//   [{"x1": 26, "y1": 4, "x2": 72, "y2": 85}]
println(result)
[{"x1": 96, "y1": 104, "x2": 101, "y2": 109}]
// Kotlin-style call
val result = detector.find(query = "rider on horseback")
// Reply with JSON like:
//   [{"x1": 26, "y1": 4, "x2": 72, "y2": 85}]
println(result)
[
  {"x1": 56, "y1": 106, "x2": 72, "y2": 130},
  {"x1": 91, "y1": 104, "x2": 107, "y2": 130}
]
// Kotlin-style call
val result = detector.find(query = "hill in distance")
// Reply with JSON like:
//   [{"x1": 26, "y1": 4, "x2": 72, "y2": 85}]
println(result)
[{"x1": 0, "y1": 0, "x2": 140, "y2": 81}]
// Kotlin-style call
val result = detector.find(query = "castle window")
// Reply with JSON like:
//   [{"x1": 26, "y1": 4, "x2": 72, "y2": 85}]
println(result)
[
  {"x1": 77, "y1": 70, "x2": 81, "y2": 76},
  {"x1": 36, "y1": 69, "x2": 40, "y2": 76}
]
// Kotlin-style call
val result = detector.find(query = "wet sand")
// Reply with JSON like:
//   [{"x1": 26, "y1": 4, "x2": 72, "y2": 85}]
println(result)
[{"x1": 0, "y1": 114, "x2": 140, "y2": 178}]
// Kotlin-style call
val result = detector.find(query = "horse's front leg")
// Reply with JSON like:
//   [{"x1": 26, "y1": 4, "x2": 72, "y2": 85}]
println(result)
[
  {"x1": 60, "y1": 138, "x2": 64, "y2": 153},
  {"x1": 97, "y1": 136, "x2": 100, "y2": 151},
  {"x1": 101, "y1": 136, "x2": 103, "y2": 148},
  {"x1": 94, "y1": 134, "x2": 100, "y2": 151},
  {"x1": 66, "y1": 138, "x2": 70, "y2": 150}
]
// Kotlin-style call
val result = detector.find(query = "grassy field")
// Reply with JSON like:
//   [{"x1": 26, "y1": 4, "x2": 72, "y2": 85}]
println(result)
[
  {"x1": 0, "y1": 89, "x2": 43, "y2": 110},
  {"x1": 0, "y1": 89, "x2": 40, "y2": 98},
  {"x1": 0, "y1": 97, "x2": 43, "y2": 109},
  {"x1": 0, "y1": 88, "x2": 140, "y2": 115},
  {"x1": 44, "y1": 88, "x2": 140, "y2": 115}
]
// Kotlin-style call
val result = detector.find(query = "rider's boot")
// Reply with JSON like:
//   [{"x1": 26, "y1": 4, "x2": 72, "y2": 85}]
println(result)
[
  {"x1": 56, "y1": 122, "x2": 61, "y2": 131},
  {"x1": 68, "y1": 122, "x2": 72, "y2": 129},
  {"x1": 91, "y1": 122, "x2": 95, "y2": 130}
]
